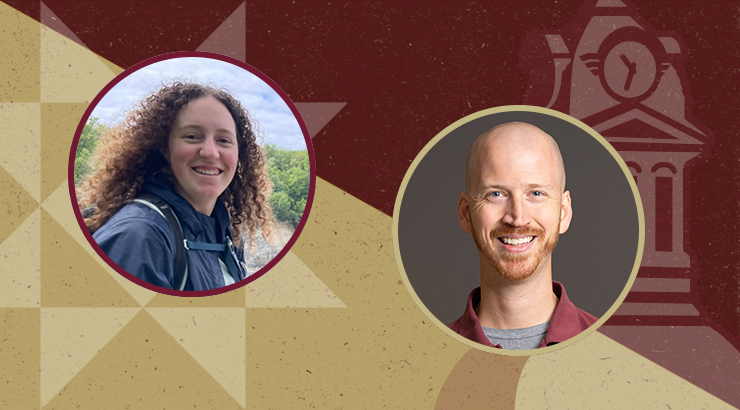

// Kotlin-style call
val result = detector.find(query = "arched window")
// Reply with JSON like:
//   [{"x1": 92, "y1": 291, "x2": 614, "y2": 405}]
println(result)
[
  {"x1": 651, "y1": 163, "x2": 677, "y2": 252},
  {"x1": 626, "y1": 161, "x2": 642, "y2": 184}
]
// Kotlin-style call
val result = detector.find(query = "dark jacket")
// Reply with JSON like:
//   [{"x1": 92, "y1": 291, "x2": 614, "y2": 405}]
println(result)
[
  {"x1": 448, "y1": 281, "x2": 598, "y2": 349},
  {"x1": 92, "y1": 174, "x2": 247, "y2": 291}
]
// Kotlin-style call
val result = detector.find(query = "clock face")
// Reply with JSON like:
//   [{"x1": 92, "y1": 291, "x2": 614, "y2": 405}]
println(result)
[{"x1": 602, "y1": 41, "x2": 657, "y2": 100}]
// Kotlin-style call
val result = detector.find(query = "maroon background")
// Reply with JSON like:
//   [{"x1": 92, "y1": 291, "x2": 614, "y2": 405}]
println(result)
[{"x1": 7, "y1": 0, "x2": 738, "y2": 341}]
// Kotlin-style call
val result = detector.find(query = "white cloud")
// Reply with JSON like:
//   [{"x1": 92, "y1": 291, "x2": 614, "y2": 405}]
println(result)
[{"x1": 90, "y1": 57, "x2": 306, "y2": 150}]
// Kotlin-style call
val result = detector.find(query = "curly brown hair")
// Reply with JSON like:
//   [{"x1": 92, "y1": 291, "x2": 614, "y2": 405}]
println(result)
[{"x1": 79, "y1": 81, "x2": 273, "y2": 246}]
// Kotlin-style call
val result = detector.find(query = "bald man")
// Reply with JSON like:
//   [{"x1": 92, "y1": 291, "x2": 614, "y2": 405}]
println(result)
[{"x1": 449, "y1": 122, "x2": 597, "y2": 350}]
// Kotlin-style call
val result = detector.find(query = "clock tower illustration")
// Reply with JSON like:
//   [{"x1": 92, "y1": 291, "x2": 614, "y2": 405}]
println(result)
[{"x1": 520, "y1": 0, "x2": 740, "y2": 405}]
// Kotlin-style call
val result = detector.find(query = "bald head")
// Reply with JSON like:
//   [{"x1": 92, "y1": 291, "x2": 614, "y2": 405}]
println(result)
[{"x1": 464, "y1": 122, "x2": 566, "y2": 194}]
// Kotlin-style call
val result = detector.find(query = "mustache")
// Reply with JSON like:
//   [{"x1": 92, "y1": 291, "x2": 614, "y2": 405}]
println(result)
[{"x1": 490, "y1": 226, "x2": 545, "y2": 238}]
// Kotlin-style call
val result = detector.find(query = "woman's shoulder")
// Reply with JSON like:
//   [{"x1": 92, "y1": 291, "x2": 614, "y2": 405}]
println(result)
[{"x1": 93, "y1": 202, "x2": 175, "y2": 248}]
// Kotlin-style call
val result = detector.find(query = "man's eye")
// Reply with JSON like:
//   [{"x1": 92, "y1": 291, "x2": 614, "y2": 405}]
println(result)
[
  {"x1": 489, "y1": 191, "x2": 503, "y2": 198},
  {"x1": 531, "y1": 191, "x2": 543, "y2": 197}
]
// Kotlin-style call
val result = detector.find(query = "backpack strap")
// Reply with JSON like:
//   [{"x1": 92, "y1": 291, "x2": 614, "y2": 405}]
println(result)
[{"x1": 134, "y1": 194, "x2": 188, "y2": 291}]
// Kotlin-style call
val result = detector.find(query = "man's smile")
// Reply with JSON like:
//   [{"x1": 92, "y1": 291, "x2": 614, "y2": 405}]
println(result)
[{"x1": 496, "y1": 235, "x2": 538, "y2": 253}]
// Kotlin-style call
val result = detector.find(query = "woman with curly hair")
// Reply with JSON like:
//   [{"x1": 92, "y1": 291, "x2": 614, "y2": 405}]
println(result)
[{"x1": 79, "y1": 81, "x2": 272, "y2": 291}]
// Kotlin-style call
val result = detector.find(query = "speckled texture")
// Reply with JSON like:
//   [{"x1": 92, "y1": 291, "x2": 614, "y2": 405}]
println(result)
[
  {"x1": 40, "y1": 308, "x2": 140, "y2": 407},
  {"x1": 40, "y1": 208, "x2": 139, "y2": 307},
  {"x1": 0, "y1": 1, "x2": 738, "y2": 409},
  {"x1": 517, "y1": 332, "x2": 737, "y2": 410},
  {"x1": 39, "y1": 103, "x2": 86, "y2": 203},
  {"x1": 0, "y1": 208, "x2": 40, "y2": 307},
  {"x1": 42, "y1": 309, "x2": 243, "y2": 410},
  {"x1": 145, "y1": 308, "x2": 246, "y2": 407},
  {"x1": 0, "y1": 103, "x2": 41, "y2": 202},
  {"x1": 435, "y1": 349, "x2": 529, "y2": 410},
  {"x1": 0, "y1": 308, "x2": 40, "y2": 409},
  {"x1": 244, "y1": 250, "x2": 345, "y2": 308},
  {"x1": 0, "y1": 1, "x2": 39, "y2": 102}
]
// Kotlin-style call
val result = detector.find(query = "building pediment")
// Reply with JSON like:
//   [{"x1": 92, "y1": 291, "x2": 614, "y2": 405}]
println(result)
[{"x1": 592, "y1": 106, "x2": 707, "y2": 147}]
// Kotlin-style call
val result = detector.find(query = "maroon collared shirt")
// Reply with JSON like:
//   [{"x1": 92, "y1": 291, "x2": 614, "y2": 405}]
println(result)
[{"x1": 448, "y1": 281, "x2": 598, "y2": 349}]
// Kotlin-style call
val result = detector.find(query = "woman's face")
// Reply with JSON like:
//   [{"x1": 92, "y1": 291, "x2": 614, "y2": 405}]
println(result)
[{"x1": 165, "y1": 96, "x2": 239, "y2": 215}]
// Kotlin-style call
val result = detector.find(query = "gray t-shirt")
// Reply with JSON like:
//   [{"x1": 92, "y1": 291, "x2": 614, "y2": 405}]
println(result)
[{"x1": 482, "y1": 322, "x2": 550, "y2": 350}]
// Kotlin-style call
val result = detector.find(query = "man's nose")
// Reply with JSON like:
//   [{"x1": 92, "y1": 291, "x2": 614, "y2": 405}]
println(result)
[
  {"x1": 199, "y1": 138, "x2": 219, "y2": 159},
  {"x1": 501, "y1": 196, "x2": 530, "y2": 227}
]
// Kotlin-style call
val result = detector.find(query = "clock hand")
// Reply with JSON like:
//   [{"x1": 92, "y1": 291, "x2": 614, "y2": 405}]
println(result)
[
  {"x1": 619, "y1": 54, "x2": 638, "y2": 91},
  {"x1": 624, "y1": 69, "x2": 636, "y2": 91},
  {"x1": 620, "y1": 54, "x2": 632, "y2": 67}
]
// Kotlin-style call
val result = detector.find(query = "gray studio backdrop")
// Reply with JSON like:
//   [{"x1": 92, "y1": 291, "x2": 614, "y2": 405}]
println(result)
[{"x1": 397, "y1": 111, "x2": 640, "y2": 325}]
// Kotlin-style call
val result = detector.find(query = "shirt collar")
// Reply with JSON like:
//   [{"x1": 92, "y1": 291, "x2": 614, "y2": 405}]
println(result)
[{"x1": 456, "y1": 281, "x2": 590, "y2": 349}]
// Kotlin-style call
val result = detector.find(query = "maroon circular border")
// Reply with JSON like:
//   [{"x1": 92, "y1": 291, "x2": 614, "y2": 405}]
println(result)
[{"x1": 68, "y1": 51, "x2": 316, "y2": 297}]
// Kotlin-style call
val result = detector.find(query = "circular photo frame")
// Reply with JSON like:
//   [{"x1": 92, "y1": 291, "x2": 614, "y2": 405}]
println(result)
[
  {"x1": 392, "y1": 106, "x2": 644, "y2": 355},
  {"x1": 69, "y1": 51, "x2": 315, "y2": 297}
]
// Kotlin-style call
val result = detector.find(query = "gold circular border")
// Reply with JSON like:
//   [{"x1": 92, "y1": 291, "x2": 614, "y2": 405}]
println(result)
[{"x1": 392, "y1": 105, "x2": 645, "y2": 356}]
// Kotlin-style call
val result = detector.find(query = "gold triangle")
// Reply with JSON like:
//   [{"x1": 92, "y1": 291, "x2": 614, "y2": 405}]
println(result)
[
  {"x1": 42, "y1": 179, "x2": 157, "y2": 306},
  {"x1": 40, "y1": 103, "x2": 88, "y2": 203},
  {"x1": 0, "y1": 308, "x2": 40, "y2": 409},
  {"x1": 0, "y1": 103, "x2": 41, "y2": 203},
  {"x1": 40, "y1": 21, "x2": 116, "y2": 102},
  {"x1": 43, "y1": 309, "x2": 245, "y2": 409},
  {"x1": 0, "y1": 163, "x2": 39, "y2": 248},
  {"x1": 245, "y1": 250, "x2": 346, "y2": 307},
  {"x1": 146, "y1": 308, "x2": 246, "y2": 407},
  {"x1": 0, "y1": 208, "x2": 40, "y2": 307},
  {"x1": 0, "y1": 2, "x2": 40, "y2": 102},
  {"x1": 145, "y1": 286, "x2": 247, "y2": 308},
  {"x1": 290, "y1": 178, "x2": 394, "y2": 305},
  {"x1": 39, "y1": 208, "x2": 139, "y2": 307},
  {"x1": 518, "y1": 332, "x2": 737, "y2": 409},
  {"x1": 40, "y1": 307, "x2": 140, "y2": 407}
]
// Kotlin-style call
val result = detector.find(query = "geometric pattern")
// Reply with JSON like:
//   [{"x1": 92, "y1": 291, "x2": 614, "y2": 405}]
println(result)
[{"x1": 0, "y1": 1, "x2": 738, "y2": 409}]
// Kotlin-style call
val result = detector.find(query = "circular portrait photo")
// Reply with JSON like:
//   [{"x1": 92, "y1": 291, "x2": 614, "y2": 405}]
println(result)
[
  {"x1": 393, "y1": 106, "x2": 644, "y2": 355},
  {"x1": 70, "y1": 52, "x2": 314, "y2": 296}
]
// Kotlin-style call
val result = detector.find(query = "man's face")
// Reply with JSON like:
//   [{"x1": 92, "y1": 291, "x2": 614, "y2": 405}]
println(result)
[{"x1": 459, "y1": 130, "x2": 572, "y2": 282}]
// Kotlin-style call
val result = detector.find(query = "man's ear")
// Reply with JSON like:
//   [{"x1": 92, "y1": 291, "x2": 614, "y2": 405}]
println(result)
[
  {"x1": 559, "y1": 190, "x2": 572, "y2": 234},
  {"x1": 458, "y1": 192, "x2": 473, "y2": 234}
]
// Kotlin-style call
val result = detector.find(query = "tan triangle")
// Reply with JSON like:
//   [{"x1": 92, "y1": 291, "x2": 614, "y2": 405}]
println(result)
[
  {"x1": 517, "y1": 332, "x2": 736, "y2": 409},
  {"x1": 196, "y1": 2, "x2": 246, "y2": 62},
  {"x1": 0, "y1": 2, "x2": 40, "y2": 102},
  {"x1": 40, "y1": 103, "x2": 88, "y2": 203},
  {"x1": 245, "y1": 250, "x2": 346, "y2": 307},
  {"x1": 145, "y1": 285, "x2": 247, "y2": 308},
  {"x1": 0, "y1": 208, "x2": 40, "y2": 307},
  {"x1": 43, "y1": 309, "x2": 244, "y2": 409},
  {"x1": 294, "y1": 103, "x2": 346, "y2": 138},
  {"x1": 0, "y1": 159, "x2": 39, "y2": 247},
  {"x1": 40, "y1": 21, "x2": 116, "y2": 103},
  {"x1": 0, "y1": 308, "x2": 40, "y2": 409},
  {"x1": 40, "y1": 307, "x2": 140, "y2": 407},
  {"x1": 289, "y1": 178, "x2": 393, "y2": 306},
  {"x1": 0, "y1": 103, "x2": 41, "y2": 202},
  {"x1": 98, "y1": 54, "x2": 125, "y2": 77},
  {"x1": 146, "y1": 308, "x2": 246, "y2": 407},
  {"x1": 40, "y1": 208, "x2": 139, "y2": 307},
  {"x1": 42, "y1": 179, "x2": 157, "y2": 307}
]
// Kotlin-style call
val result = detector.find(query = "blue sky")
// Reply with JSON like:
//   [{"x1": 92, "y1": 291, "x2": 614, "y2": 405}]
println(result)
[{"x1": 90, "y1": 57, "x2": 306, "y2": 151}]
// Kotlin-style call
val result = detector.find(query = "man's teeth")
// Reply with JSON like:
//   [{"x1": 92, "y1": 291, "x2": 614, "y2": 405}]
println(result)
[
  {"x1": 501, "y1": 236, "x2": 534, "y2": 246},
  {"x1": 194, "y1": 168, "x2": 220, "y2": 175}
]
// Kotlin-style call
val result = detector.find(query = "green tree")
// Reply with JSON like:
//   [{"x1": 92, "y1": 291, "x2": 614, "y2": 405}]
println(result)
[
  {"x1": 74, "y1": 117, "x2": 107, "y2": 186},
  {"x1": 265, "y1": 144, "x2": 309, "y2": 228}
]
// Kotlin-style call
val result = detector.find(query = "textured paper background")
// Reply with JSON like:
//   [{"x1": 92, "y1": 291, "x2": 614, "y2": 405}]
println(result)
[{"x1": 0, "y1": 1, "x2": 738, "y2": 409}]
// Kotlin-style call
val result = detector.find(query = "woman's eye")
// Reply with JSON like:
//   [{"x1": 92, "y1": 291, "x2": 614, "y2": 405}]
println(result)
[
  {"x1": 218, "y1": 138, "x2": 233, "y2": 144},
  {"x1": 183, "y1": 134, "x2": 199, "y2": 140}
]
